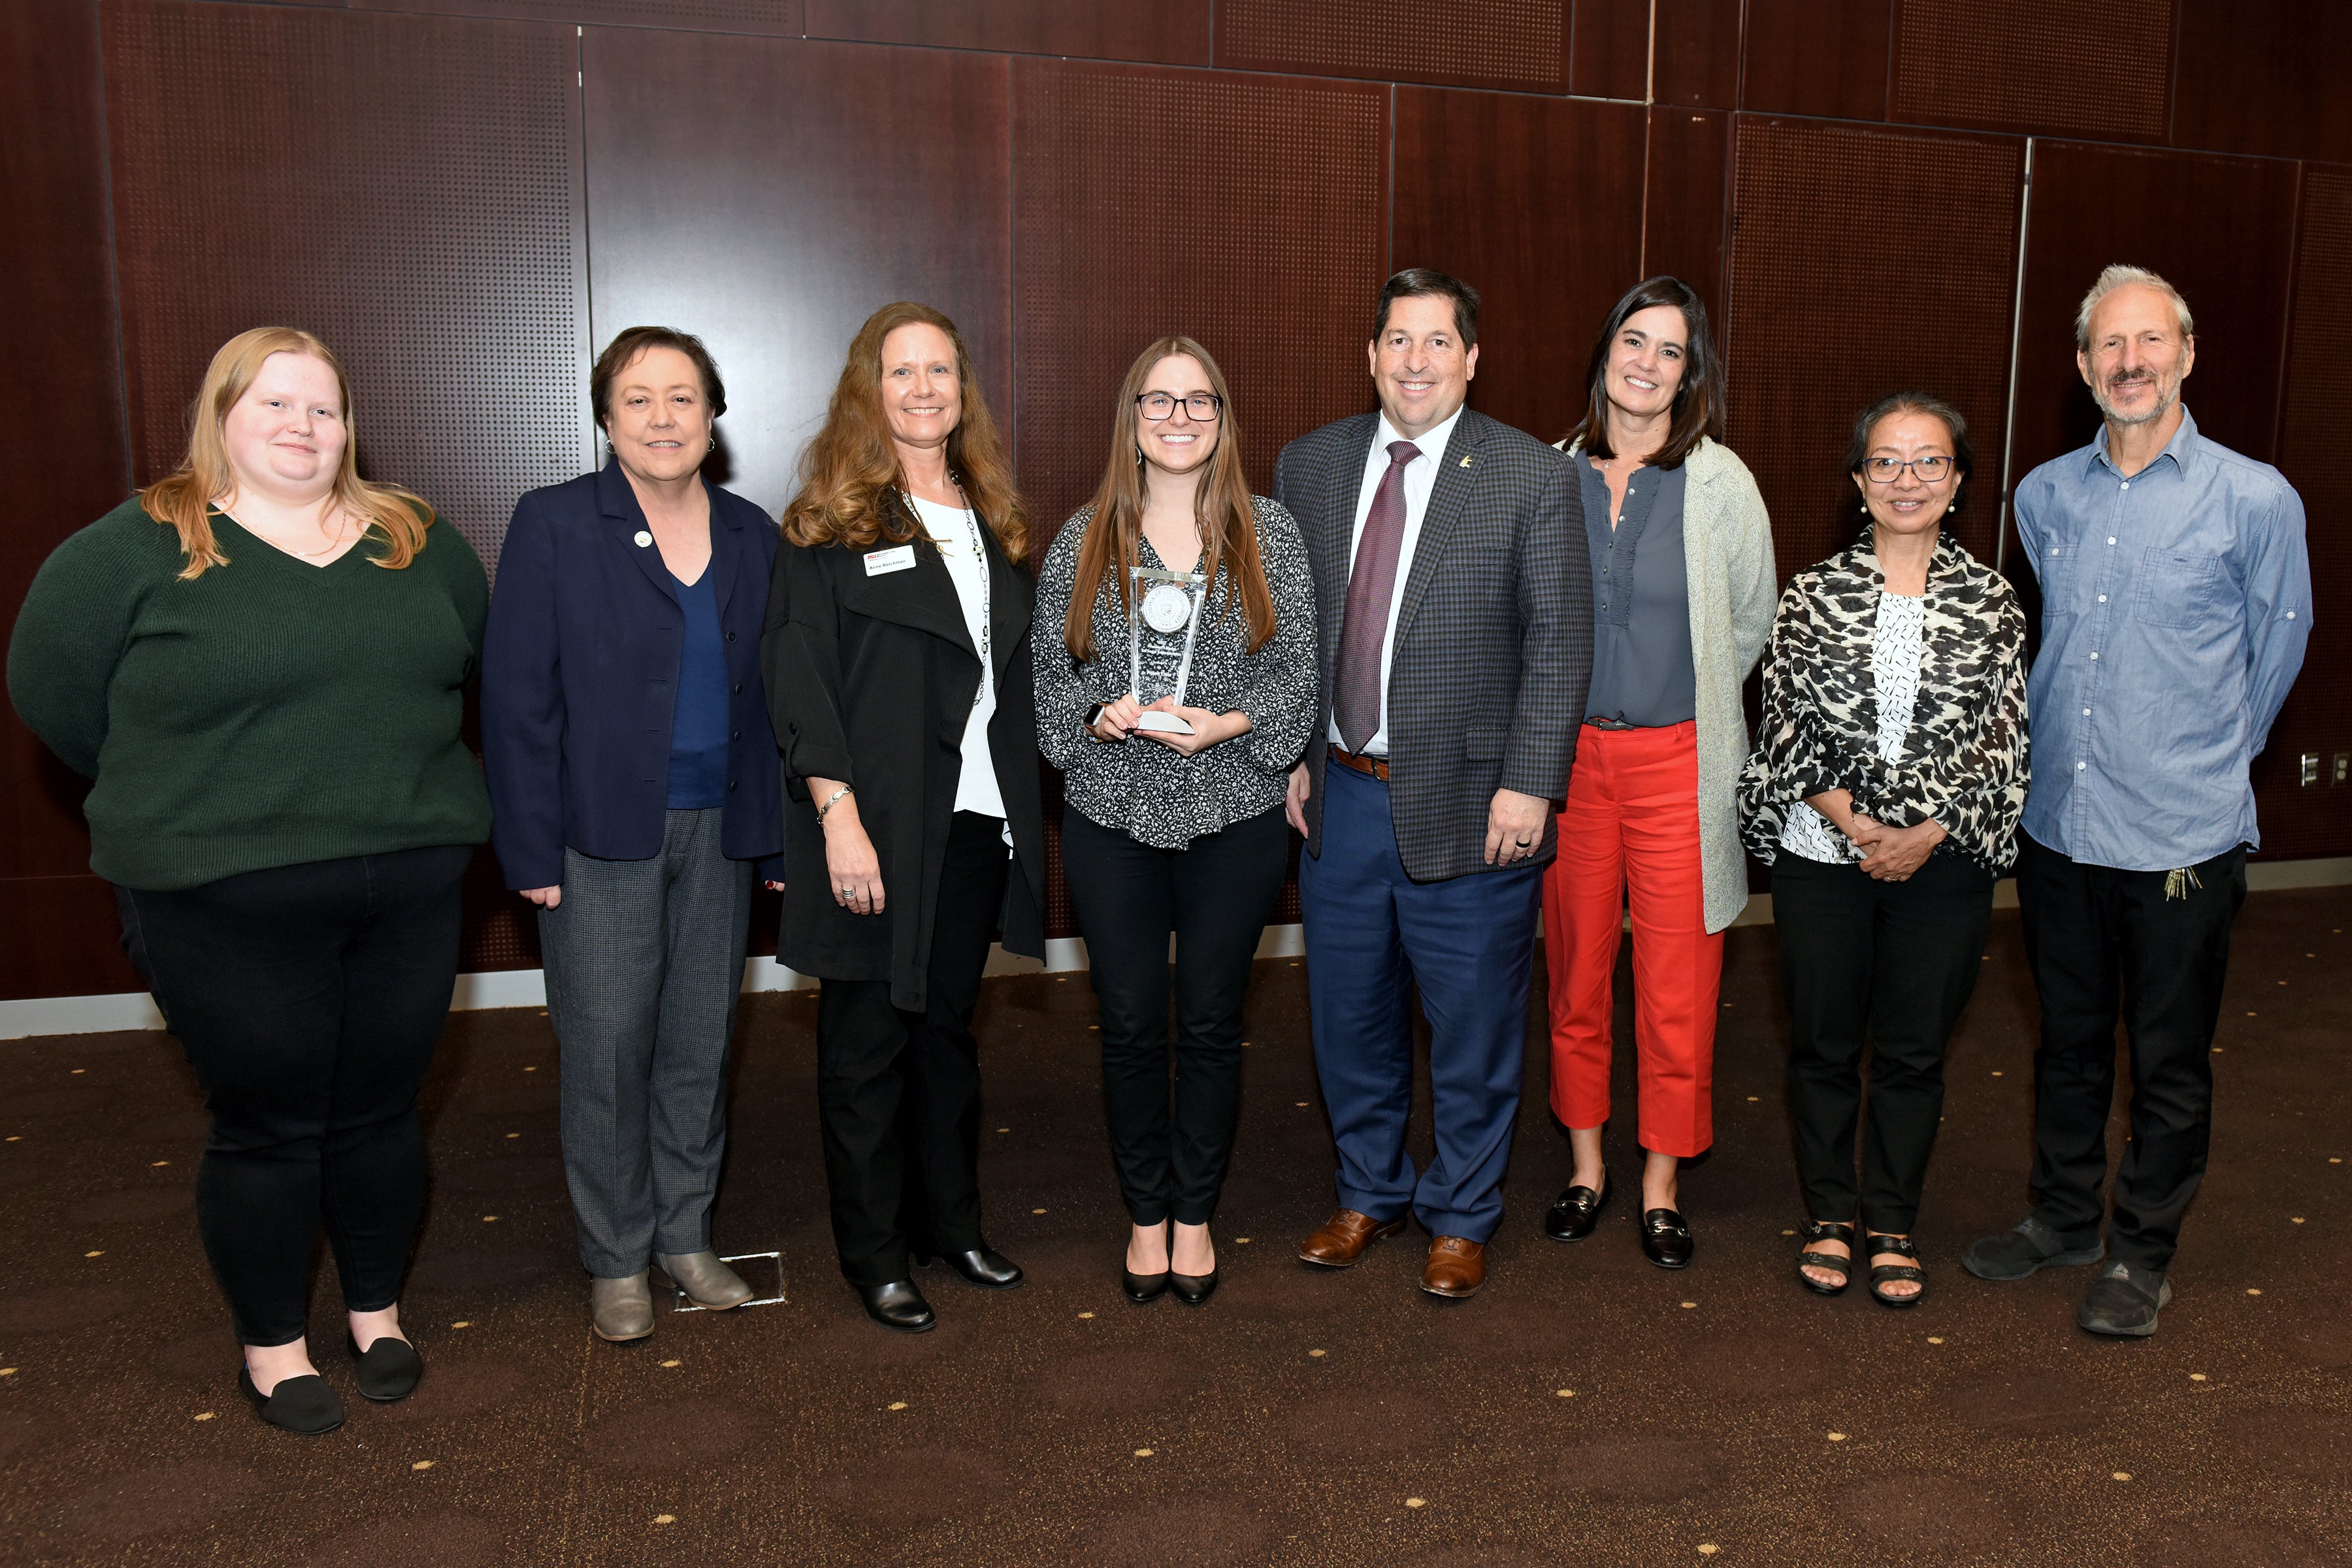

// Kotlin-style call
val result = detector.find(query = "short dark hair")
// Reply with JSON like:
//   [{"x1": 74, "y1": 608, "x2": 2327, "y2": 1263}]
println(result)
[
  {"x1": 1373, "y1": 268, "x2": 1480, "y2": 348},
  {"x1": 1846, "y1": 390, "x2": 1975, "y2": 510},
  {"x1": 1563, "y1": 276, "x2": 1724, "y2": 470},
  {"x1": 591, "y1": 325, "x2": 727, "y2": 429}
]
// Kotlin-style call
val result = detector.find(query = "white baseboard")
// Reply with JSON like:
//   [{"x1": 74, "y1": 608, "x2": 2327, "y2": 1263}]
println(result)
[{"x1": 7, "y1": 860, "x2": 2342, "y2": 1040}]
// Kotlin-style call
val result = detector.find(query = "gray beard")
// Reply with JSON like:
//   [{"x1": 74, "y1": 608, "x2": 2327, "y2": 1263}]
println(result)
[{"x1": 2093, "y1": 379, "x2": 2176, "y2": 427}]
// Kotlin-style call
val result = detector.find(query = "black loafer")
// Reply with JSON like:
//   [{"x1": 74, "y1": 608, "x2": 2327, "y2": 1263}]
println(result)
[
  {"x1": 1169, "y1": 1267, "x2": 1218, "y2": 1307},
  {"x1": 238, "y1": 1368, "x2": 344, "y2": 1435},
  {"x1": 915, "y1": 1245, "x2": 1024, "y2": 1290},
  {"x1": 346, "y1": 1331, "x2": 423, "y2": 1402},
  {"x1": 1641, "y1": 1207, "x2": 1695, "y2": 1269},
  {"x1": 856, "y1": 1280, "x2": 937, "y2": 1333},
  {"x1": 1123, "y1": 1268, "x2": 1169, "y2": 1303},
  {"x1": 1543, "y1": 1176, "x2": 1610, "y2": 1242}
]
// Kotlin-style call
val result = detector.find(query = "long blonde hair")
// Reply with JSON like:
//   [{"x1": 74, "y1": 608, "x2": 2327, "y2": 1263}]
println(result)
[
  {"x1": 140, "y1": 327, "x2": 433, "y2": 580},
  {"x1": 781, "y1": 302, "x2": 1028, "y2": 563},
  {"x1": 1064, "y1": 336, "x2": 1273, "y2": 663}
]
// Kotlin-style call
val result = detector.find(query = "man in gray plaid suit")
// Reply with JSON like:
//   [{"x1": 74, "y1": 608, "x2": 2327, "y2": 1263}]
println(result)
[{"x1": 1275, "y1": 269, "x2": 1590, "y2": 1298}]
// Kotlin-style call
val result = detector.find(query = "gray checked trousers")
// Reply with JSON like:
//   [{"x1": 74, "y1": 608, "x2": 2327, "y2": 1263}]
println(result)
[{"x1": 539, "y1": 808, "x2": 754, "y2": 1279}]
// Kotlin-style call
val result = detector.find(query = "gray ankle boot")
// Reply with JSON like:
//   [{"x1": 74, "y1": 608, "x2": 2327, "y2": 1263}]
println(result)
[
  {"x1": 657, "y1": 1251, "x2": 755, "y2": 1310},
  {"x1": 590, "y1": 1272, "x2": 655, "y2": 1341}
]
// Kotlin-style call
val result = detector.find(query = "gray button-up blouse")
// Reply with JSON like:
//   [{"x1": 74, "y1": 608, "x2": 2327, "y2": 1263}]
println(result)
[
  {"x1": 1580, "y1": 457, "x2": 1697, "y2": 727},
  {"x1": 1033, "y1": 496, "x2": 1320, "y2": 849}
]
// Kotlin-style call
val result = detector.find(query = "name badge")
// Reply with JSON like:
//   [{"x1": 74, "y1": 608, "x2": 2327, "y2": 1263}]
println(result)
[{"x1": 863, "y1": 545, "x2": 917, "y2": 576}]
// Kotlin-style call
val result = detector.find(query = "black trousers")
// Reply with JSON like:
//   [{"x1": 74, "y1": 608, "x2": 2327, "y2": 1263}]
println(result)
[
  {"x1": 1772, "y1": 849, "x2": 1995, "y2": 1233},
  {"x1": 1061, "y1": 804, "x2": 1290, "y2": 1227},
  {"x1": 2017, "y1": 834, "x2": 2246, "y2": 1271},
  {"x1": 115, "y1": 845, "x2": 472, "y2": 1346},
  {"x1": 815, "y1": 811, "x2": 1007, "y2": 1288}
]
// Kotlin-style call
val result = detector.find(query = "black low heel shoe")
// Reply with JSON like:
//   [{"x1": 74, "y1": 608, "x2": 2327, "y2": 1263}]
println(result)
[
  {"x1": 915, "y1": 1246, "x2": 1024, "y2": 1289},
  {"x1": 856, "y1": 1280, "x2": 937, "y2": 1333},
  {"x1": 1169, "y1": 1267, "x2": 1218, "y2": 1307},
  {"x1": 1123, "y1": 1267, "x2": 1170, "y2": 1303},
  {"x1": 1543, "y1": 1175, "x2": 1611, "y2": 1242},
  {"x1": 1641, "y1": 1207, "x2": 1695, "y2": 1269},
  {"x1": 346, "y1": 1332, "x2": 423, "y2": 1402},
  {"x1": 238, "y1": 1368, "x2": 344, "y2": 1435}
]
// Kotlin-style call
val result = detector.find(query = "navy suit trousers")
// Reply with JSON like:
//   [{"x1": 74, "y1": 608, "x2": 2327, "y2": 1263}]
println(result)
[{"x1": 1299, "y1": 760, "x2": 1543, "y2": 1242}]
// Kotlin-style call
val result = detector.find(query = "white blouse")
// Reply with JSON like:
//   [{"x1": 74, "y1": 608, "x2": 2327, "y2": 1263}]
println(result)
[
  {"x1": 909, "y1": 496, "x2": 1006, "y2": 821},
  {"x1": 1777, "y1": 591, "x2": 1925, "y2": 864}
]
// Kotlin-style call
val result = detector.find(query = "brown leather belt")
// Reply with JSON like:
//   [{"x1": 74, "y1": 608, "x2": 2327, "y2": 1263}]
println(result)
[{"x1": 1328, "y1": 745, "x2": 1392, "y2": 781}]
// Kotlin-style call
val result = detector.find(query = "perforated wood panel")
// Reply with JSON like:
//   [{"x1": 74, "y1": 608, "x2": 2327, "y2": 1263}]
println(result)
[
  {"x1": 1742, "y1": 0, "x2": 1889, "y2": 121},
  {"x1": 357, "y1": 0, "x2": 803, "y2": 33},
  {"x1": 1216, "y1": 0, "x2": 1568, "y2": 92},
  {"x1": 2172, "y1": 1, "x2": 2352, "y2": 165},
  {"x1": 1394, "y1": 90, "x2": 1644, "y2": 442},
  {"x1": 806, "y1": 0, "x2": 1211, "y2": 63},
  {"x1": 1012, "y1": 60, "x2": 1388, "y2": 531},
  {"x1": 2253, "y1": 168, "x2": 2352, "y2": 857},
  {"x1": 1726, "y1": 119, "x2": 2022, "y2": 578},
  {"x1": 106, "y1": 1, "x2": 591, "y2": 580},
  {"x1": 1891, "y1": 0, "x2": 2171, "y2": 141},
  {"x1": 584, "y1": 28, "x2": 1011, "y2": 519}
]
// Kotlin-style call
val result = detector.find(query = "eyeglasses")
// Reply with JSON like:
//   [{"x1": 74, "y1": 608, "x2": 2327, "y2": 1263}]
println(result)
[
  {"x1": 1862, "y1": 455, "x2": 1955, "y2": 484},
  {"x1": 1137, "y1": 392, "x2": 1222, "y2": 421}
]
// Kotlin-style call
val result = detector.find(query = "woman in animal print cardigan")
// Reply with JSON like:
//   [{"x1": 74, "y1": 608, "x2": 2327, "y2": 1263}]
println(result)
[{"x1": 1739, "y1": 391, "x2": 2027, "y2": 1309}]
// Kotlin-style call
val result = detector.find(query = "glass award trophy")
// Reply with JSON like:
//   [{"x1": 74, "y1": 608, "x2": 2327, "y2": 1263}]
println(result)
[{"x1": 1128, "y1": 564, "x2": 1209, "y2": 734}]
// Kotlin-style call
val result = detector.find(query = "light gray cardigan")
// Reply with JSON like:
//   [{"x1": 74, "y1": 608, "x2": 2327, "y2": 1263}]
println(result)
[{"x1": 1560, "y1": 434, "x2": 1776, "y2": 932}]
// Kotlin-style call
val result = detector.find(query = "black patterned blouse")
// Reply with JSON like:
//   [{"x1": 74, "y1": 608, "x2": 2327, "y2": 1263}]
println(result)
[
  {"x1": 1738, "y1": 530, "x2": 2029, "y2": 874},
  {"x1": 1034, "y1": 497, "x2": 1320, "y2": 849}
]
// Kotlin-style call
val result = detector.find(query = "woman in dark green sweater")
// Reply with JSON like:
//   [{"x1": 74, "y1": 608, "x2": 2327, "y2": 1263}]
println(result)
[{"x1": 7, "y1": 327, "x2": 490, "y2": 1436}]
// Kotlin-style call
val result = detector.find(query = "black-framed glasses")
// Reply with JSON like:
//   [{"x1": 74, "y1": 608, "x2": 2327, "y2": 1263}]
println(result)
[
  {"x1": 1862, "y1": 455, "x2": 1955, "y2": 484},
  {"x1": 1137, "y1": 392, "x2": 1222, "y2": 421}
]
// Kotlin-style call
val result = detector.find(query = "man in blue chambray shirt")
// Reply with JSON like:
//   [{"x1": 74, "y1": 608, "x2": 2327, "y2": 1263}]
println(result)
[{"x1": 1963, "y1": 266, "x2": 2311, "y2": 1338}]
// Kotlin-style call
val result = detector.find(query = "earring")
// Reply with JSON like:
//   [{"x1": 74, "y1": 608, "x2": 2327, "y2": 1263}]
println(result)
[
  {"x1": 707, "y1": 437, "x2": 716, "y2": 452},
  {"x1": 1135, "y1": 444, "x2": 1145, "y2": 465},
  {"x1": 1861, "y1": 502, "x2": 1869, "y2": 514},
  {"x1": 1946, "y1": 503, "x2": 1955, "y2": 514}
]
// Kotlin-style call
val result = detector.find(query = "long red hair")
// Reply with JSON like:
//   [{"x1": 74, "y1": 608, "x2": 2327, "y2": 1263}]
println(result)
[
  {"x1": 781, "y1": 302, "x2": 1027, "y2": 562},
  {"x1": 1064, "y1": 336, "x2": 1273, "y2": 662}
]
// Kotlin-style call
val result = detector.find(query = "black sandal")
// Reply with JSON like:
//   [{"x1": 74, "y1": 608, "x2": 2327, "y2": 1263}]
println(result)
[
  {"x1": 1796, "y1": 1219, "x2": 1856, "y2": 1297},
  {"x1": 1867, "y1": 1232, "x2": 1926, "y2": 1309}
]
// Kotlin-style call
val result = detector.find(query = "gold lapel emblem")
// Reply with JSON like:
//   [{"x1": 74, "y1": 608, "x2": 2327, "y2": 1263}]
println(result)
[{"x1": 1458, "y1": 455, "x2": 1474, "y2": 467}]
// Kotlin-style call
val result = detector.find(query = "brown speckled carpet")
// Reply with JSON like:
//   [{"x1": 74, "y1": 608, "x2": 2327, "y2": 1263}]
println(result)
[{"x1": 2, "y1": 889, "x2": 2347, "y2": 1566}]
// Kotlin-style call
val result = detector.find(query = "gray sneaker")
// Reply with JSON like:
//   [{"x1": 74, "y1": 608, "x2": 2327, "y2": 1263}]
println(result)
[
  {"x1": 1960, "y1": 1215, "x2": 2106, "y2": 1281},
  {"x1": 2078, "y1": 1260, "x2": 2171, "y2": 1337}
]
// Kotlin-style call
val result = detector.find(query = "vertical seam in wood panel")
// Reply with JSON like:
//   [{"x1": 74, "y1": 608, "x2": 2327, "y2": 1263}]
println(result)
[
  {"x1": 2163, "y1": 0, "x2": 2184, "y2": 146},
  {"x1": 1385, "y1": 82, "x2": 1395, "y2": 279},
  {"x1": 1005, "y1": 54, "x2": 1019, "y2": 463},
  {"x1": 92, "y1": 0, "x2": 133, "y2": 495},
  {"x1": 1636, "y1": 106, "x2": 1651, "y2": 278},
  {"x1": 1643, "y1": 0, "x2": 1656, "y2": 105},
  {"x1": 1881, "y1": 0, "x2": 1898, "y2": 124},
  {"x1": 1733, "y1": 0, "x2": 1748, "y2": 111},
  {"x1": 1995, "y1": 136, "x2": 2034, "y2": 575},
  {"x1": 2270, "y1": 159, "x2": 2304, "y2": 467},
  {"x1": 1718, "y1": 112, "x2": 1738, "y2": 374},
  {"x1": 574, "y1": 24, "x2": 597, "y2": 470}
]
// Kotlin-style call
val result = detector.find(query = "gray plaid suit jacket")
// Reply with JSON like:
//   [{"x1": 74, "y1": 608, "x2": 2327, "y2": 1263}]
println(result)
[{"x1": 1273, "y1": 406, "x2": 1592, "y2": 883}]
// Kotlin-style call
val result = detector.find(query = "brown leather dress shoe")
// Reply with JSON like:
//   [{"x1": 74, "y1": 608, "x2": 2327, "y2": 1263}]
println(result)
[
  {"x1": 1421, "y1": 1235, "x2": 1488, "y2": 1298},
  {"x1": 1298, "y1": 1209, "x2": 1407, "y2": 1267}
]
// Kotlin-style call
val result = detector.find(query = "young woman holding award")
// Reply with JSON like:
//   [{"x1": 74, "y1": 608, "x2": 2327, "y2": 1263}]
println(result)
[{"x1": 1034, "y1": 336, "x2": 1320, "y2": 1307}]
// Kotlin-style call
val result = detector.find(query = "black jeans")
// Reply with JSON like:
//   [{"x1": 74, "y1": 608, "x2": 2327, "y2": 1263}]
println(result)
[
  {"x1": 2017, "y1": 834, "x2": 2246, "y2": 1271},
  {"x1": 1061, "y1": 804, "x2": 1290, "y2": 1227},
  {"x1": 116, "y1": 844, "x2": 472, "y2": 1347},
  {"x1": 815, "y1": 811, "x2": 1007, "y2": 1287},
  {"x1": 1772, "y1": 848, "x2": 1995, "y2": 1233}
]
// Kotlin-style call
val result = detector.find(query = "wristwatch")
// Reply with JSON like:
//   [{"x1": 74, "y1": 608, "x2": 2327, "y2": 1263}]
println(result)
[{"x1": 1084, "y1": 702, "x2": 1106, "y2": 730}]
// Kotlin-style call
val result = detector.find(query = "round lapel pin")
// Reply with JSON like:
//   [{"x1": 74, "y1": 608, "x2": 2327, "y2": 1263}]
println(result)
[{"x1": 633, "y1": 530, "x2": 653, "y2": 547}]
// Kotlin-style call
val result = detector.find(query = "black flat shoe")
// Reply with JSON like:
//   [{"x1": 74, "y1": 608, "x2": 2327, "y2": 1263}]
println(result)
[
  {"x1": 1641, "y1": 1207, "x2": 1695, "y2": 1269},
  {"x1": 915, "y1": 1245, "x2": 1023, "y2": 1289},
  {"x1": 1169, "y1": 1267, "x2": 1218, "y2": 1306},
  {"x1": 1543, "y1": 1175, "x2": 1611, "y2": 1242},
  {"x1": 856, "y1": 1280, "x2": 936, "y2": 1333},
  {"x1": 1123, "y1": 1268, "x2": 1169, "y2": 1303},
  {"x1": 346, "y1": 1331, "x2": 423, "y2": 1402},
  {"x1": 1796, "y1": 1219, "x2": 1857, "y2": 1298},
  {"x1": 238, "y1": 1367, "x2": 344, "y2": 1435}
]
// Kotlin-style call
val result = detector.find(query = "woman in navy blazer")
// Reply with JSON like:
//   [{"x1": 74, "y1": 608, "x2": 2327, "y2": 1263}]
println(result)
[{"x1": 482, "y1": 327, "x2": 781, "y2": 1344}]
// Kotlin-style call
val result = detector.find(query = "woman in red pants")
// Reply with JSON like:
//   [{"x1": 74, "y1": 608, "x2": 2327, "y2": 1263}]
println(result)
[{"x1": 1541, "y1": 277, "x2": 1775, "y2": 1267}]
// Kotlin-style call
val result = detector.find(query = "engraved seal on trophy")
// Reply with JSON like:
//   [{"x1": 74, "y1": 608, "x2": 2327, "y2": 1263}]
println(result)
[{"x1": 1128, "y1": 564, "x2": 1209, "y2": 734}]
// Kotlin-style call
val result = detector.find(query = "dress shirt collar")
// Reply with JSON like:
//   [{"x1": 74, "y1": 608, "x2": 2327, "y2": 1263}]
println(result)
[
  {"x1": 1373, "y1": 404, "x2": 1465, "y2": 466},
  {"x1": 2087, "y1": 403, "x2": 2200, "y2": 480}
]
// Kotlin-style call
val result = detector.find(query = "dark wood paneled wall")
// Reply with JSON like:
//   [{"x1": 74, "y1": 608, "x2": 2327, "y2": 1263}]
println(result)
[{"x1": 5, "y1": 0, "x2": 2347, "y2": 998}]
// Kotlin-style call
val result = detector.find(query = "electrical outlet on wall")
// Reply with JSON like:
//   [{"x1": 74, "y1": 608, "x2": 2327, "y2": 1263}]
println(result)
[
  {"x1": 2302, "y1": 754, "x2": 2321, "y2": 785},
  {"x1": 2334, "y1": 753, "x2": 2350, "y2": 787}
]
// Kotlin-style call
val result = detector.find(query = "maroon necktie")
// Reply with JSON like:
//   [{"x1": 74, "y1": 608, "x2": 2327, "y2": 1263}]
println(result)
[{"x1": 1335, "y1": 440, "x2": 1419, "y2": 753}]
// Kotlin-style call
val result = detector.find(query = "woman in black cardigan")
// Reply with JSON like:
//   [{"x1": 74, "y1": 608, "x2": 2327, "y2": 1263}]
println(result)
[{"x1": 762, "y1": 301, "x2": 1045, "y2": 1333}]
